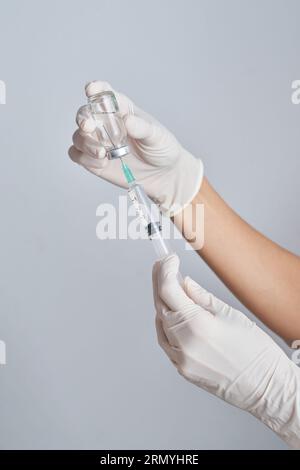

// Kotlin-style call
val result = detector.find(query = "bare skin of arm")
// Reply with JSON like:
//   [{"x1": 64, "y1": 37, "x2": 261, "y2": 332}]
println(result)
[{"x1": 173, "y1": 177, "x2": 300, "y2": 341}]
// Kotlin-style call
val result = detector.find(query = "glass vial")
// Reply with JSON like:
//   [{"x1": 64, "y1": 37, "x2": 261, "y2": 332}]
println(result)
[{"x1": 88, "y1": 91, "x2": 130, "y2": 159}]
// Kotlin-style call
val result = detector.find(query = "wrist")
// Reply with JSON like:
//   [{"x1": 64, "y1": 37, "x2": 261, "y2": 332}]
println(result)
[
  {"x1": 172, "y1": 174, "x2": 207, "y2": 249},
  {"x1": 249, "y1": 355, "x2": 300, "y2": 448}
]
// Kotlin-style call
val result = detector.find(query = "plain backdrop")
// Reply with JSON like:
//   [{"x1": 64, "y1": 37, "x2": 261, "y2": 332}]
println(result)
[{"x1": 0, "y1": 0, "x2": 299, "y2": 450}]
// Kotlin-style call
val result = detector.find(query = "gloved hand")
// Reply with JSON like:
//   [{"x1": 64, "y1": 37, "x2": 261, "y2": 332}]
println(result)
[
  {"x1": 153, "y1": 254, "x2": 300, "y2": 448},
  {"x1": 69, "y1": 81, "x2": 203, "y2": 217}
]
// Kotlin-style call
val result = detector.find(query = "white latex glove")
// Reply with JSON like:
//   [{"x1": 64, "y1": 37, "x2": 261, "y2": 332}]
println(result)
[
  {"x1": 153, "y1": 254, "x2": 300, "y2": 448},
  {"x1": 69, "y1": 81, "x2": 203, "y2": 217}
]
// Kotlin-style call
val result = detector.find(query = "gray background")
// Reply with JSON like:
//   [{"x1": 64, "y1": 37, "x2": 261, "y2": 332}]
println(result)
[{"x1": 0, "y1": 0, "x2": 299, "y2": 450}]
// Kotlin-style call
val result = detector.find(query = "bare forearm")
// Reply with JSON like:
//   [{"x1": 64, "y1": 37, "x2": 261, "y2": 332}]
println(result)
[{"x1": 174, "y1": 178, "x2": 300, "y2": 340}]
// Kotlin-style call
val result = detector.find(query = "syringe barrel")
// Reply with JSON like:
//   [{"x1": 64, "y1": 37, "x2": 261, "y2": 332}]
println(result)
[
  {"x1": 149, "y1": 226, "x2": 173, "y2": 259},
  {"x1": 127, "y1": 182, "x2": 173, "y2": 259},
  {"x1": 128, "y1": 183, "x2": 184, "y2": 286}
]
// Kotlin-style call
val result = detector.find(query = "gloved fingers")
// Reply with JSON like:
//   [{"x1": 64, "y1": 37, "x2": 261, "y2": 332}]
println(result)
[
  {"x1": 124, "y1": 114, "x2": 163, "y2": 147},
  {"x1": 184, "y1": 276, "x2": 229, "y2": 317},
  {"x1": 153, "y1": 258, "x2": 199, "y2": 338},
  {"x1": 152, "y1": 261, "x2": 169, "y2": 316},
  {"x1": 153, "y1": 262, "x2": 183, "y2": 348},
  {"x1": 155, "y1": 256, "x2": 216, "y2": 334},
  {"x1": 155, "y1": 315, "x2": 180, "y2": 365},
  {"x1": 185, "y1": 277, "x2": 254, "y2": 325},
  {"x1": 185, "y1": 276, "x2": 254, "y2": 327},
  {"x1": 157, "y1": 254, "x2": 194, "y2": 312},
  {"x1": 72, "y1": 129, "x2": 107, "y2": 160},
  {"x1": 76, "y1": 105, "x2": 96, "y2": 133},
  {"x1": 68, "y1": 146, "x2": 108, "y2": 170}
]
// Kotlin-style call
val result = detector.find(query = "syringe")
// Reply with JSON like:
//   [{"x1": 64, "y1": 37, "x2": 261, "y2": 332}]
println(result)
[
  {"x1": 88, "y1": 89, "x2": 178, "y2": 261},
  {"x1": 120, "y1": 159, "x2": 183, "y2": 285},
  {"x1": 120, "y1": 159, "x2": 173, "y2": 259}
]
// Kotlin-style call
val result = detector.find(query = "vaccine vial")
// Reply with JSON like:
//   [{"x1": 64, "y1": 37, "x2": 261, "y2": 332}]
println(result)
[{"x1": 88, "y1": 91, "x2": 130, "y2": 159}]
